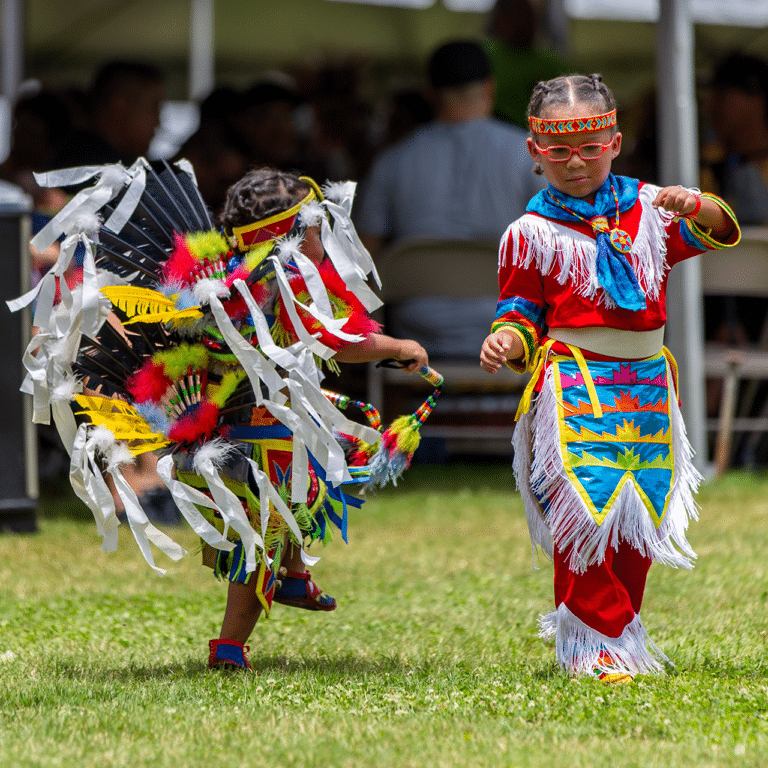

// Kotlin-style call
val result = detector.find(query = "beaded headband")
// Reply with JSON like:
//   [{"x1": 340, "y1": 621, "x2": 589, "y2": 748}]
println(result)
[
  {"x1": 528, "y1": 109, "x2": 617, "y2": 135},
  {"x1": 227, "y1": 176, "x2": 324, "y2": 252}
]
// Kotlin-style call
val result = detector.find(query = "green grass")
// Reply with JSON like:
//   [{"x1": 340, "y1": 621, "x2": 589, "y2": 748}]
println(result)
[{"x1": 1, "y1": 464, "x2": 767, "y2": 768}]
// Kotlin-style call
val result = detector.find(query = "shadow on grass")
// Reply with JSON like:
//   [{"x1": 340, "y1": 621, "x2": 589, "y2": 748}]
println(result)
[
  {"x1": 48, "y1": 651, "x2": 561, "y2": 686},
  {"x1": 50, "y1": 652, "x2": 418, "y2": 684}
]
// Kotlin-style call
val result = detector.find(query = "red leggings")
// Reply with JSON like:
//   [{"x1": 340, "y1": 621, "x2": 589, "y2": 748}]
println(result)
[{"x1": 554, "y1": 540, "x2": 652, "y2": 638}]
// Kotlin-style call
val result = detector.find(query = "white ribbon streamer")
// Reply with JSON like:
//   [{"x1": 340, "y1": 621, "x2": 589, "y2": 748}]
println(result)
[
  {"x1": 319, "y1": 214, "x2": 382, "y2": 312},
  {"x1": 103, "y1": 160, "x2": 148, "y2": 234},
  {"x1": 110, "y1": 465, "x2": 187, "y2": 576},
  {"x1": 31, "y1": 164, "x2": 131, "y2": 254},
  {"x1": 69, "y1": 423, "x2": 119, "y2": 553},
  {"x1": 207, "y1": 294, "x2": 287, "y2": 402},
  {"x1": 323, "y1": 196, "x2": 381, "y2": 288},
  {"x1": 155, "y1": 455, "x2": 234, "y2": 552},
  {"x1": 291, "y1": 250, "x2": 334, "y2": 318},
  {"x1": 193, "y1": 449, "x2": 263, "y2": 574},
  {"x1": 246, "y1": 457, "x2": 320, "y2": 567},
  {"x1": 270, "y1": 256, "x2": 337, "y2": 360}
]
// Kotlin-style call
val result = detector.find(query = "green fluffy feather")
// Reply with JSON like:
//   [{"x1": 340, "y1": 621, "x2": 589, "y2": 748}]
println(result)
[
  {"x1": 186, "y1": 230, "x2": 230, "y2": 262},
  {"x1": 153, "y1": 343, "x2": 209, "y2": 378}
]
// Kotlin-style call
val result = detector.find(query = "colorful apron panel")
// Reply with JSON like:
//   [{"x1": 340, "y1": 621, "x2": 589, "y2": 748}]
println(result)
[{"x1": 552, "y1": 353, "x2": 674, "y2": 528}]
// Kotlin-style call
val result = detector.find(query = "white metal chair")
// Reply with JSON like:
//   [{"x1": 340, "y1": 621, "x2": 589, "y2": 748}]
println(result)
[
  {"x1": 701, "y1": 226, "x2": 768, "y2": 473},
  {"x1": 367, "y1": 239, "x2": 527, "y2": 454}
]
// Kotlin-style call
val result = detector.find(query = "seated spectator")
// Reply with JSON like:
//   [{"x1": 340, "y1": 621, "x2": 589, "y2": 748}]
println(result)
[
  {"x1": 704, "y1": 51, "x2": 768, "y2": 227},
  {"x1": 300, "y1": 61, "x2": 375, "y2": 182},
  {"x1": 50, "y1": 60, "x2": 165, "y2": 170},
  {"x1": 226, "y1": 80, "x2": 301, "y2": 170},
  {"x1": 701, "y1": 52, "x2": 768, "y2": 439},
  {"x1": 378, "y1": 87, "x2": 434, "y2": 147},
  {"x1": 355, "y1": 40, "x2": 543, "y2": 358},
  {"x1": 175, "y1": 122, "x2": 249, "y2": 216},
  {"x1": 0, "y1": 88, "x2": 72, "y2": 282}
]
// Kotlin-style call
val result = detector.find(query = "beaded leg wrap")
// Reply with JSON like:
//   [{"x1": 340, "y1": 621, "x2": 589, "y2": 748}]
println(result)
[
  {"x1": 273, "y1": 569, "x2": 337, "y2": 611},
  {"x1": 208, "y1": 639, "x2": 252, "y2": 670}
]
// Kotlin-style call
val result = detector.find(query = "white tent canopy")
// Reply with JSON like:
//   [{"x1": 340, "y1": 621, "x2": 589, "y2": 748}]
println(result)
[{"x1": 565, "y1": 0, "x2": 768, "y2": 25}]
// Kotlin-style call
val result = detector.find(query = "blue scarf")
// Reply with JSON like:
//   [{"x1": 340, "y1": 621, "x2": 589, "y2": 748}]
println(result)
[{"x1": 526, "y1": 174, "x2": 646, "y2": 311}]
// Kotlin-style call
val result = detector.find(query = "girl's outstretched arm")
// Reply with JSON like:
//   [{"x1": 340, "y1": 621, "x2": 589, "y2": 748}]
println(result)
[
  {"x1": 333, "y1": 333, "x2": 428, "y2": 373},
  {"x1": 653, "y1": 186, "x2": 738, "y2": 241}
]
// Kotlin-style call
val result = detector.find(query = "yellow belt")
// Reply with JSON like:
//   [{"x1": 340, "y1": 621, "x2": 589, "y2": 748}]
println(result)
[{"x1": 515, "y1": 336, "x2": 677, "y2": 422}]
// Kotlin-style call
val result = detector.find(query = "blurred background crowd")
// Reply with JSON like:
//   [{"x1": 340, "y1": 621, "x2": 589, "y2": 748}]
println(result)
[{"x1": 2, "y1": 0, "x2": 768, "y2": 480}]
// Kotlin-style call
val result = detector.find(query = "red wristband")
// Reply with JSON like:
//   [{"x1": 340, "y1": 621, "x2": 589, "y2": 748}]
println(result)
[{"x1": 682, "y1": 194, "x2": 702, "y2": 219}]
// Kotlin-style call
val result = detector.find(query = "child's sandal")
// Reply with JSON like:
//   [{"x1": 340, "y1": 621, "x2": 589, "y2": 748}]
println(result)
[
  {"x1": 208, "y1": 639, "x2": 252, "y2": 671},
  {"x1": 273, "y1": 569, "x2": 336, "y2": 611}
]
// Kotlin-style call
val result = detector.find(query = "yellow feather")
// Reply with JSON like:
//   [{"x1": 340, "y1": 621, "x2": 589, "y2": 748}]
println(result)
[
  {"x1": 73, "y1": 395, "x2": 169, "y2": 455},
  {"x1": 100, "y1": 286, "x2": 202, "y2": 324},
  {"x1": 124, "y1": 308, "x2": 203, "y2": 325}
]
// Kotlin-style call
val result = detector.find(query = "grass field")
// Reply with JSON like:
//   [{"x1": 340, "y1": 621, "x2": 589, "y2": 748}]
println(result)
[{"x1": 1, "y1": 463, "x2": 767, "y2": 768}]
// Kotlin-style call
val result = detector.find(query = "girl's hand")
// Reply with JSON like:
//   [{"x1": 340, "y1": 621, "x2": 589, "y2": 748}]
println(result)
[
  {"x1": 395, "y1": 340, "x2": 428, "y2": 373},
  {"x1": 652, "y1": 186, "x2": 700, "y2": 218},
  {"x1": 480, "y1": 330, "x2": 517, "y2": 373}
]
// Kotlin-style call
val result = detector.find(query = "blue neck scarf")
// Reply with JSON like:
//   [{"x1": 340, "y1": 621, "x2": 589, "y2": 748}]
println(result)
[{"x1": 527, "y1": 174, "x2": 646, "y2": 311}]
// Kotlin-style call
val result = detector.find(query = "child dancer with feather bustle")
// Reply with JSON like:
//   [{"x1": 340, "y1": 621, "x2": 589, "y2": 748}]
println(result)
[
  {"x1": 10, "y1": 161, "x2": 426, "y2": 672},
  {"x1": 201, "y1": 169, "x2": 426, "y2": 668},
  {"x1": 480, "y1": 74, "x2": 740, "y2": 683}
]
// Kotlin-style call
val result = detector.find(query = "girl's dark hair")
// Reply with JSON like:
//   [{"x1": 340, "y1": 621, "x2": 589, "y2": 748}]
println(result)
[
  {"x1": 218, "y1": 168, "x2": 311, "y2": 230},
  {"x1": 526, "y1": 73, "x2": 617, "y2": 132}
]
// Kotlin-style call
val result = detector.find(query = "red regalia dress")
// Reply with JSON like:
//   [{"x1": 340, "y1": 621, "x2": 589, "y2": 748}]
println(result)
[{"x1": 492, "y1": 177, "x2": 740, "y2": 676}]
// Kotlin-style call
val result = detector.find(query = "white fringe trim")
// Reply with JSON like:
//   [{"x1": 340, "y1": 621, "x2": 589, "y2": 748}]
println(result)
[
  {"x1": 500, "y1": 186, "x2": 673, "y2": 307},
  {"x1": 539, "y1": 603, "x2": 669, "y2": 676},
  {"x1": 512, "y1": 413, "x2": 552, "y2": 564},
  {"x1": 515, "y1": 360, "x2": 700, "y2": 573}
]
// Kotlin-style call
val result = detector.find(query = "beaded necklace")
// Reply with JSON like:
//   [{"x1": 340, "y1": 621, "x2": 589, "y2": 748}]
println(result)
[{"x1": 546, "y1": 182, "x2": 633, "y2": 254}]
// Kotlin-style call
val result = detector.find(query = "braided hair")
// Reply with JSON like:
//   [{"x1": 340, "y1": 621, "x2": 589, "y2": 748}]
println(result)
[
  {"x1": 526, "y1": 74, "x2": 617, "y2": 174},
  {"x1": 218, "y1": 168, "x2": 311, "y2": 231},
  {"x1": 526, "y1": 73, "x2": 617, "y2": 131}
]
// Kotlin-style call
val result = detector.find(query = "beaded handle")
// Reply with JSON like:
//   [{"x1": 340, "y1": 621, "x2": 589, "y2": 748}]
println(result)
[{"x1": 324, "y1": 363, "x2": 443, "y2": 430}]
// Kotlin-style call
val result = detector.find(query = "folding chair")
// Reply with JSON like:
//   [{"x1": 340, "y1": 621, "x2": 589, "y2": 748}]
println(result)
[
  {"x1": 701, "y1": 226, "x2": 768, "y2": 473},
  {"x1": 367, "y1": 239, "x2": 527, "y2": 455}
]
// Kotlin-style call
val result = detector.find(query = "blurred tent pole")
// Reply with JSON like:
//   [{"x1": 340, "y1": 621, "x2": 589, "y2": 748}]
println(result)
[
  {"x1": 0, "y1": 181, "x2": 37, "y2": 532},
  {"x1": 189, "y1": 0, "x2": 215, "y2": 102},
  {"x1": 1, "y1": 2, "x2": 36, "y2": 531},
  {"x1": 656, "y1": 0, "x2": 709, "y2": 474},
  {"x1": 1, "y1": 0, "x2": 24, "y2": 162}
]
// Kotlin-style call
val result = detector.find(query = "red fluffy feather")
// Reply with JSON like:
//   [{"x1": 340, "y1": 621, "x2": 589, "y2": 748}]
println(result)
[
  {"x1": 221, "y1": 279, "x2": 271, "y2": 321},
  {"x1": 127, "y1": 361, "x2": 172, "y2": 403},
  {"x1": 162, "y1": 233, "x2": 198, "y2": 284},
  {"x1": 277, "y1": 259, "x2": 380, "y2": 350},
  {"x1": 168, "y1": 399, "x2": 219, "y2": 444}
]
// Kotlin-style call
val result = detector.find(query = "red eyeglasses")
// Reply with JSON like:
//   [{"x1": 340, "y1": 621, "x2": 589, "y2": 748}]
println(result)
[{"x1": 534, "y1": 140, "x2": 614, "y2": 162}]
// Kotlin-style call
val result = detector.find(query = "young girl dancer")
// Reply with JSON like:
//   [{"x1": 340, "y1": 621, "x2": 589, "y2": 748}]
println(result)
[{"x1": 480, "y1": 74, "x2": 740, "y2": 682}]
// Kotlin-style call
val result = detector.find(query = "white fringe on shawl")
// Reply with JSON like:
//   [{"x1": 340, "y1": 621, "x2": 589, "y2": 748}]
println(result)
[
  {"x1": 499, "y1": 184, "x2": 677, "y2": 308},
  {"x1": 539, "y1": 603, "x2": 670, "y2": 676},
  {"x1": 513, "y1": 358, "x2": 701, "y2": 574}
]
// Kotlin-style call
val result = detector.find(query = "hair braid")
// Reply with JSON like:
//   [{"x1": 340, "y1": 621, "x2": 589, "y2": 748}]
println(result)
[{"x1": 526, "y1": 73, "x2": 617, "y2": 133}]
